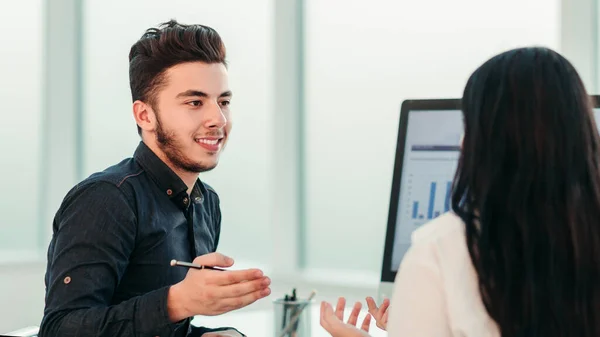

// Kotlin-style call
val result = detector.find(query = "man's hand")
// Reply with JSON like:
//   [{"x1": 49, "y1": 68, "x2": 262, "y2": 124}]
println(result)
[
  {"x1": 365, "y1": 297, "x2": 389, "y2": 331},
  {"x1": 167, "y1": 252, "x2": 271, "y2": 321},
  {"x1": 319, "y1": 297, "x2": 372, "y2": 337}
]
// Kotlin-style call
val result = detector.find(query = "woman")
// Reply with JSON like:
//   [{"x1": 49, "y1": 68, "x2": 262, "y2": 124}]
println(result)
[{"x1": 320, "y1": 47, "x2": 600, "y2": 337}]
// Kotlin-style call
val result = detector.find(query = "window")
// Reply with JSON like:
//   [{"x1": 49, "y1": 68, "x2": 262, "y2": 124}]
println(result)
[
  {"x1": 0, "y1": 0, "x2": 44, "y2": 259},
  {"x1": 302, "y1": 0, "x2": 560, "y2": 277}
]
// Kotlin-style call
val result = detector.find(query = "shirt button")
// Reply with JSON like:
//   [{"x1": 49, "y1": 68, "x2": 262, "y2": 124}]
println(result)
[
  {"x1": 166, "y1": 189, "x2": 173, "y2": 196},
  {"x1": 64, "y1": 276, "x2": 71, "y2": 284}
]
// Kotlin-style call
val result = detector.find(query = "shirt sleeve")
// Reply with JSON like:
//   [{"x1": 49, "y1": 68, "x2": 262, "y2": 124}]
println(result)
[
  {"x1": 386, "y1": 242, "x2": 453, "y2": 337},
  {"x1": 40, "y1": 181, "x2": 188, "y2": 337}
]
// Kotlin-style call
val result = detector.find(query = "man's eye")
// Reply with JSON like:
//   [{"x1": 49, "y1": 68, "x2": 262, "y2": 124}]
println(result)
[
  {"x1": 220, "y1": 100, "x2": 231, "y2": 106},
  {"x1": 187, "y1": 101, "x2": 202, "y2": 107}
]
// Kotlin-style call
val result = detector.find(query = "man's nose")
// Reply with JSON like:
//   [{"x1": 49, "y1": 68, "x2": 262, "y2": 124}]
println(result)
[{"x1": 204, "y1": 101, "x2": 227, "y2": 128}]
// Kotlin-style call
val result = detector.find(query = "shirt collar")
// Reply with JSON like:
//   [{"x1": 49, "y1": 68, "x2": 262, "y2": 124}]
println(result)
[{"x1": 133, "y1": 141, "x2": 206, "y2": 207}]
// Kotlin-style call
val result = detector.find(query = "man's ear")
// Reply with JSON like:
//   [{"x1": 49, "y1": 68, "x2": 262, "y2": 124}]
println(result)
[{"x1": 132, "y1": 100, "x2": 156, "y2": 133}]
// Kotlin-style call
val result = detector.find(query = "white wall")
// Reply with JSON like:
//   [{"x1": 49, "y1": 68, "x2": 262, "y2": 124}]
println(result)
[
  {"x1": 303, "y1": 0, "x2": 561, "y2": 274},
  {"x1": 82, "y1": 0, "x2": 274, "y2": 264}
]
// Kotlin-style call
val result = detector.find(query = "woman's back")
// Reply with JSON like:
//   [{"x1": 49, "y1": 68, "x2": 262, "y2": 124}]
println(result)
[{"x1": 387, "y1": 212, "x2": 499, "y2": 336}]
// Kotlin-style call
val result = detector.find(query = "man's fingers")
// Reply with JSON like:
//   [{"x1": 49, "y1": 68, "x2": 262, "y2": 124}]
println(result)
[
  {"x1": 220, "y1": 276, "x2": 271, "y2": 298},
  {"x1": 335, "y1": 297, "x2": 346, "y2": 321},
  {"x1": 192, "y1": 252, "x2": 234, "y2": 268},
  {"x1": 206, "y1": 269, "x2": 264, "y2": 285},
  {"x1": 221, "y1": 287, "x2": 271, "y2": 311},
  {"x1": 347, "y1": 301, "x2": 362, "y2": 326},
  {"x1": 361, "y1": 314, "x2": 372, "y2": 332}
]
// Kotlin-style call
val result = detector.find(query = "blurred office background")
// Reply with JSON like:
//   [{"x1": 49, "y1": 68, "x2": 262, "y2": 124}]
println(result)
[{"x1": 0, "y1": 0, "x2": 598, "y2": 332}]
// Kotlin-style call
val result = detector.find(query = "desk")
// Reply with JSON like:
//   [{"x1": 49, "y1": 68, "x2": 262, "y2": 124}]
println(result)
[{"x1": 191, "y1": 304, "x2": 387, "y2": 337}]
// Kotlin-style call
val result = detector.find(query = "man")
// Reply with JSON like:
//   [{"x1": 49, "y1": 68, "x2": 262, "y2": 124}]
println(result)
[{"x1": 39, "y1": 20, "x2": 271, "y2": 337}]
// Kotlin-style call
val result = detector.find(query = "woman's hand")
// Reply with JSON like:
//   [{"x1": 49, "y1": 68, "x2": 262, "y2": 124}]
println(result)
[
  {"x1": 365, "y1": 297, "x2": 390, "y2": 331},
  {"x1": 319, "y1": 297, "x2": 372, "y2": 337}
]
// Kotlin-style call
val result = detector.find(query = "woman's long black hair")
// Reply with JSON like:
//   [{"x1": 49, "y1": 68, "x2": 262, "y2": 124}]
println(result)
[{"x1": 451, "y1": 47, "x2": 600, "y2": 336}]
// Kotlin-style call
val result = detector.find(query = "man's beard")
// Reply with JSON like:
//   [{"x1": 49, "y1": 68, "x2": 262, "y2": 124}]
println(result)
[{"x1": 155, "y1": 116, "x2": 218, "y2": 173}]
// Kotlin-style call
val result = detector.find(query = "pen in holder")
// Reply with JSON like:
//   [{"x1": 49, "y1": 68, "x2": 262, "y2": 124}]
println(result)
[{"x1": 274, "y1": 290, "x2": 316, "y2": 337}]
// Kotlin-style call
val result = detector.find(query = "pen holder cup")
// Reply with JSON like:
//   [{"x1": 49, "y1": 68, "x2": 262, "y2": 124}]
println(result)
[{"x1": 273, "y1": 297, "x2": 313, "y2": 337}]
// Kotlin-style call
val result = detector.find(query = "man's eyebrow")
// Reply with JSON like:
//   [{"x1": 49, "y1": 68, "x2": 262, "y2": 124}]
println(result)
[
  {"x1": 175, "y1": 90, "x2": 208, "y2": 98},
  {"x1": 175, "y1": 90, "x2": 233, "y2": 99}
]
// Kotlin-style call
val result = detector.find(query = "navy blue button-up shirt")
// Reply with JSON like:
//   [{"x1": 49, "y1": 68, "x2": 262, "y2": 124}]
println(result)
[{"x1": 39, "y1": 141, "x2": 231, "y2": 337}]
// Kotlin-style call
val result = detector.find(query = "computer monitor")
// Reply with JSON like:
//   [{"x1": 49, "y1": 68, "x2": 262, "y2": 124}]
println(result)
[{"x1": 378, "y1": 95, "x2": 600, "y2": 302}]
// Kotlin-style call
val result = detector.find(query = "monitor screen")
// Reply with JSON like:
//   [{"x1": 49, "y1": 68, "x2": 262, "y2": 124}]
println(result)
[{"x1": 390, "y1": 107, "x2": 600, "y2": 272}]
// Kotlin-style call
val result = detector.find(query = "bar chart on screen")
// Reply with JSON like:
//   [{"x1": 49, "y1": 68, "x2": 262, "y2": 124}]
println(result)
[
  {"x1": 405, "y1": 174, "x2": 452, "y2": 226},
  {"x1": 396, "y1": 142, "x2": 459, "y2": 235}
]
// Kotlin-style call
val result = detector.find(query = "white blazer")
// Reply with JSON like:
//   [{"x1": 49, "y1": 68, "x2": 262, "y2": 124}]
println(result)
[{"x1": 386, "y1": 212, "x2": 500, "y2": 337}]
